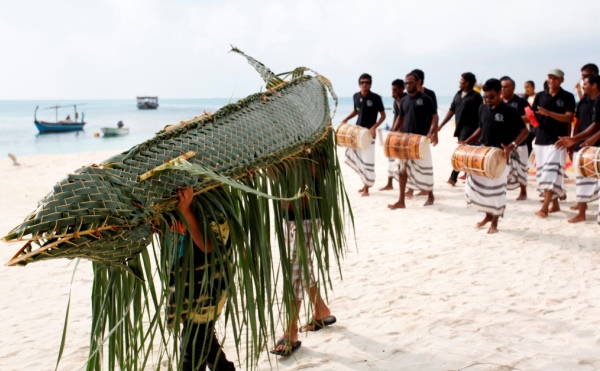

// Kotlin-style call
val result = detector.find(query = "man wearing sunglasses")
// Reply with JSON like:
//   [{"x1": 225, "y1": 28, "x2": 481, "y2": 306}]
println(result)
[
  {"x1": 341, "y1": 73, "x2": 386, "y2": 197},
  {"x1": 461, "y1": 78, "x2": 529, "y2": 233},
  {"x1": 532, "y1": 69, "x2": 576, "y2": 218}
]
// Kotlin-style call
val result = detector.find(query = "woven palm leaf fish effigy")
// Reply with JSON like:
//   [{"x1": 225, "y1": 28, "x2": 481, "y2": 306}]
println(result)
[{"x1": 3, "y1": 48, "x2": 351, "y2": 370}]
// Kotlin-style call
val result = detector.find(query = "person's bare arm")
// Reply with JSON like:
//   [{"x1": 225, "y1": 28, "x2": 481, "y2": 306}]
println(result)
[
  {"x1": 536, "y1": 107, "x2": 574, "y2": 123},
  {"x1": 462, "y1": 127, "x2": 481, "y2": 145},
  {"x1": 438, "y1": 110, "x2": 455, "y2": 130},
  {"x1": 341, "y1": 110, "x2": 358, "y2": 124},
  {"x1": 177, "y1": 186, "x2": 212, "y2": 253},
  {"x1": 369, "y1": 110, "x2": 387, "y2": 138}
]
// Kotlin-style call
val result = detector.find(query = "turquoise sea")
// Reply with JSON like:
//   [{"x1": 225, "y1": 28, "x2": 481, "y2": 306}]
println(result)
[{"x1": 0, "y1": 96, "x2": 452, "y2": 157}]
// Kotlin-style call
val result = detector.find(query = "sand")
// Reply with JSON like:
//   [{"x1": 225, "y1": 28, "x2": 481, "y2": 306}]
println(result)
[{"x1": 1, "y1": 126, "x2": 600, "y2": 370}]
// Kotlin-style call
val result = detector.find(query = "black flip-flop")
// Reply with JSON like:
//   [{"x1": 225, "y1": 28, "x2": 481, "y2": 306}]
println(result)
[
  {"x1": 270, "y1": 338, "x2": 301, "y2": 356},
  {"x1": 299, "y1": 315, "x2": 337, "y2": 333}
]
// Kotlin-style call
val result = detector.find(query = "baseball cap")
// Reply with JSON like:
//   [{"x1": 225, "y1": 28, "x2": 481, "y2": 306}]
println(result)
[{"x1": 548, "y1": 68, "x2": 564, "y2": 78}]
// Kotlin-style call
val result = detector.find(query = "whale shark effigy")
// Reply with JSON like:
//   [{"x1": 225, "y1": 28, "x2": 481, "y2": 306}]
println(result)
[{"x1": 3, "y1": 48, "x2": 351, "y2": 369}]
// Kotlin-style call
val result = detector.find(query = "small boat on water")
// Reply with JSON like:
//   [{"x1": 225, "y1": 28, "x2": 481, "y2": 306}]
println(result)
[
  {"x1": 137, "y1": 96, "x2": 159, "y2": 109},
  {"x1": 34, "y1": 105, "x2": 86, "y2": 133},
  {"x1": 101, "y1": 121, "x2": 129, "y2": 136}
]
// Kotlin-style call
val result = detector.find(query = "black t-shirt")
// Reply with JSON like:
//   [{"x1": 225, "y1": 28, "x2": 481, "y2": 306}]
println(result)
[
  {"x1": 353, "y1": 91, "x2": 385, "y2": 129},
  {"x1": 450, "y1": 89, "x2": 483, "y2": 140},
  {"x1": 532, "y1": 87, "x2": 576, "y2": 145},
  {"x1": 392, "y1": 93, "x2": 407, "y2": 122},
  {"x1": 399, "y1": 91, "x2": 436, "y2": 136},
  {"x1": 478, "y1": 101, "x2": 526, "y2": 148},
  {"x1": 575, "y1": 95, "x2": 596, "y2": 149},
  {"x1": 504, "y1": 95, "x2": 530, "y2": 146},
  {"x1": 423, "y1": 87, "x2": 438, "y2": 111},
  {"x1": 504, "y1": 94, "x2": 530, "y2": 116}
]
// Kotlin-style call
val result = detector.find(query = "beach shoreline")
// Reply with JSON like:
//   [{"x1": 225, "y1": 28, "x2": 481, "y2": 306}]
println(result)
[{"x1": 2, "y1": 127, "x2": 600, "y2": 370}]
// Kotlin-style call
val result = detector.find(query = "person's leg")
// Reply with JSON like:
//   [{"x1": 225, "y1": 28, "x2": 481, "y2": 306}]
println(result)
[
  {"x1": 388, "y1": 170, "x2": 407, "y2": 209},
  {"x1": 535, "y1": 190, "x2": 554, "y2": 218},
  {"x1": 488, "y1": 215, "x2": 500, "y2": 234},
  {"x1": 568, "y1": 203, "x2": 587, "y2": 223},
  {"x1": 182, "y1": 322, "x2": 234, "y2": 371},
  {"x1": 448, "y1": 170, "x2": 459, "y2": 186},
  {"x1": 424, "y1": 190, "x2": 434, "y2": 206}
]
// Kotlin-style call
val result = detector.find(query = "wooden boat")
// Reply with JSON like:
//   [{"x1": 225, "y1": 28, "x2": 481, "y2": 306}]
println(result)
[
  {"x1": 136, "y1": 96, "x2": 159, "y2": 109},
  {"x1": 34, "y1": 105, "x2": 86, "y2": 133},
  {"x1": 101, "y1": 127, "x2": 129, "y2": 136}
]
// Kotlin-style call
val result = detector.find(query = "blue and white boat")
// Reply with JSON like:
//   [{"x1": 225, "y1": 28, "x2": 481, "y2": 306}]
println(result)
[{"x1": 34, "y1": 105, "x2": 86, "y2": 133}]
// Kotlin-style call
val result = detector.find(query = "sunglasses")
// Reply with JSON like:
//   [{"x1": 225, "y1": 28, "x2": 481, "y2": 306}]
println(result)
[{"x1": 359, "y1": 81, "x2": 371, "y2": 85}]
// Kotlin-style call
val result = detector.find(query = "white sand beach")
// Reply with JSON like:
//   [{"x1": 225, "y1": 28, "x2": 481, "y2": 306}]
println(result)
[{"x1": 2, "y1": 126, "x2": 600, "y2": 370}]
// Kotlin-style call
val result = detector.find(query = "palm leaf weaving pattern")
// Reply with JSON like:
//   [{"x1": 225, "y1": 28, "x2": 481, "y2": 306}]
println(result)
[{"x1": 2, "y1": 48, "x2": 350, "y2": 370}]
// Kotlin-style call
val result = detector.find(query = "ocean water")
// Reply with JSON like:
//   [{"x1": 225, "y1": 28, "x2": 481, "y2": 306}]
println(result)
[{"x1": 0, "y1": 96, "x2": 452, "y2": 157}]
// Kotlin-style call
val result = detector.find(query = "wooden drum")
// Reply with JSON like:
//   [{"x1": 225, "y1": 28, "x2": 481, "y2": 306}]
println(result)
[
  {"x1": 335, "y1": 124, "x2": 372, "y2": 149},
  {"x1": 451, "y1": 145, "x2": 506, "y2": 179},
  {"x1": 383, "y1": 132, "x2": 430, "y2": 160},
  {"x1": 575, "y1": 146, "x2": 600, "y2": 178}
]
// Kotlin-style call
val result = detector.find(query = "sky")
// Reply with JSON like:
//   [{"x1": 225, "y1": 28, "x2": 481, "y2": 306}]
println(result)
[{"x1": 1, "y1": 0, "x2": 599, "y2": 100}]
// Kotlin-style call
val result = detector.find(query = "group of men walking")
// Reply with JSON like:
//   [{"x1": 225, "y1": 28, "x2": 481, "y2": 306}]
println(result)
[{"x1": 342, "y1": 63, "x2": 600, "y2": 233}]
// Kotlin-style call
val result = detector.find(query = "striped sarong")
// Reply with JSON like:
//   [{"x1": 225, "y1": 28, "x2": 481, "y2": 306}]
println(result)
[
  {"x1": 345, "y1": 139, "x2": 375, "y2": 186},
  {"x1": 507, "y1": 145, "x2": 529, "y2": 190},
  {"x1": 394, "y1": 150, "x2": 434, "y2": 192},
  {"x1": 284, "y1": 219, "x2": 320, "y2": 301},
  {"x1": 465, "y1": 165, "x2": 509, "y2": 216},
  {"x1": 535, "y1": 144, "x2": 566, "y2": 199},
  {"x1": 573, "y1": 151, "x2": 600, "y2": 203}
]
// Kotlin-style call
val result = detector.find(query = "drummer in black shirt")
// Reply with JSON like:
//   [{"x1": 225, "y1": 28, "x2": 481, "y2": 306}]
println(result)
[
  {"x1": 532, "y1": 68, "x2": 576, "y2": 218},
  {"x1": 462, "y1": 78, "x2": 529, "y2": 234},
  {"x1": 341, "y1": 73, "x2": 386, "y2": 197},
  {"x1": 556, "y1": 73, "x2": 600, "y2": 222},
  {"x1": 388, "y1": 72, "x2": 438, "y2": 209},
  {"x1": 439, "y1": 72, "x2": 483, "y2": 186},
  {"x1": 501, "y1": 76, "x2": 531, "y2": 200}
]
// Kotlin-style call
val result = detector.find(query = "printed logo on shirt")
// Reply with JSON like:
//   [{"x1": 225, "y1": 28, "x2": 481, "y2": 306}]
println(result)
[
  {"x1": 510, "y1": 102, "x2": 518, "y2": 109},
  {"x1": 416, "y1": 99, "x2": 424, "y2": 106},
  {"x1": 556, "y1": 99, "x2": 564, "y2": 108},
  {"x1": 494, "y1": 113, "x2": 504, "y2": 122},
  {"x1": 366, "y1": 100, "x2": 373, "y2": 107}
]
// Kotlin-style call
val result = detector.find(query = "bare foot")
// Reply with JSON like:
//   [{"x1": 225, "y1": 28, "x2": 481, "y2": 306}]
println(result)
[
  {"x1": 447, "y1": 178, "x2": 456, "y2": 186},
  {"x1": 416, "y1": 191, "x2": 428, "y2": 196},
  {"x1": 516, "y1": 194, "x2": 527, "y2": 201},
  {"x1": 487, "y1": 225, "x2": 499, "y2": 234},
  {"x1": 405, "y1": 189, "x2": 414, "y2": 198},
  {"x1": 458, "y1": 174, "x2": 466, "y2": 180},
  {"x1": 568, "y1": 215, "x2": 586, "y2": 223},
  {"x1": 569, "y1": 205, "x2": 578, "y2": 211},
  {"x1": 379, "y1": 185, "x2": 393, "y2": 191},
  {"x1": 535, "y1": 210, "x2": 548, "y2": 218},
  {"x1": 388, "y1": 201, "x2": 406, "y2": 209},
  {"x1": 476, "y1": 214, "x2": 493, "y2": 228},
  {"x1": 361, "y1": 190, "x2": 370, "y2": 197},
  {"x1": 549, "y1": 205, "x2": 560, "y2": 213},
  {"x1": 424, "y1": 195, "x2": 435, "y2": 206},
  {"x1": 358, "y1": 186, "x2": 365, "y2": 193}
]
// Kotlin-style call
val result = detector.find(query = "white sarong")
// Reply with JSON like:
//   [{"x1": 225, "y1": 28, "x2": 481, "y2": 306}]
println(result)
[
  {"x1": 394, "y1": 145, "x2": 434, "y2": 192},
  {"x1": 535, "y1": 144, "x2": 566, "y2": 199},
  {"x1": 507, "y1": 145, "x2": 529, "y2": 190},
  {"x1": 573, "y1": 151, "x2": 600, "y2": 203},
  {"x1": 466, "y1": 165, "x2": 509, "y2": 217},
  {"x1": 345, "y1": 139, "x2": 375, "y2": 187}
]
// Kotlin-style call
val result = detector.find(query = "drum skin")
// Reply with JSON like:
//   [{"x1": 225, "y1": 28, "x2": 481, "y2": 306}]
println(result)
[
  {"x1": 335, "y1": 123, "x2": 372, "y2": 149},
  {"x1": 451, "y1": 145, "x2": 506, "y2": 179},
  {"x1": 575, "y1": 146, "x2": 600, "y2": 178}
]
